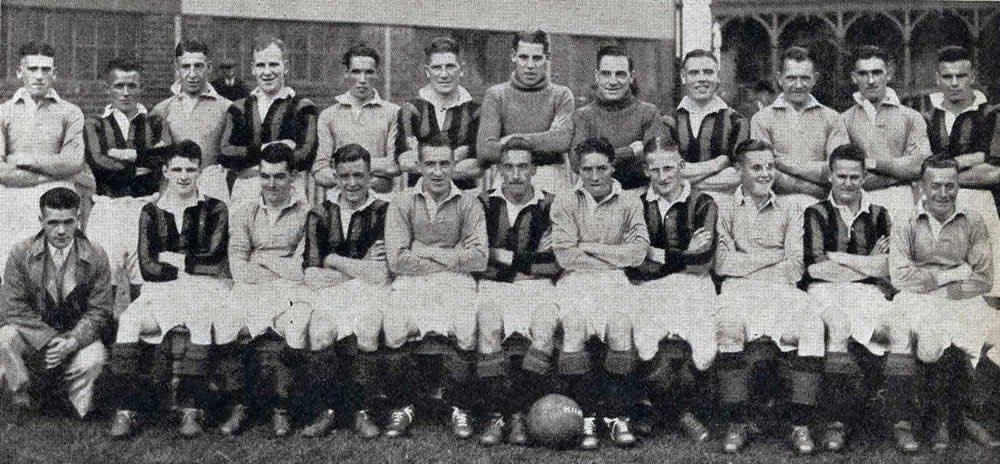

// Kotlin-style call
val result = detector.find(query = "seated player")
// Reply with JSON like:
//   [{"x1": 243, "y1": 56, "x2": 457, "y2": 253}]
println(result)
[
  {"x1": 0, "y1": 188, "x2": 112, "y2": 420},
  {"x1": 383, "y1": 139, "x2": 488, "y2": 439},
  {"x1": 551, "y1": 137, "x2": 649, "y2": 449},
  {"x1": 106, "y1": 141, "x2": 230, "y2": 438},
  {"x1": 297, "y1": 144, "x2": 390, "y2": 438},
  {"x1": 215, "y1": 144, "x2": 312, "y2": 437},
  {"x1": 714, "y1": 140, "x2": 825, "y2": 455},
  {"x1": 803, "y1": 144, "x2": 918, "y2": 452},
  {"x1": 625, "y1": 136, "x2": 718, "y2": 442},
  {"x1": 890, "y1": 156, "x2": 1000, "y2": 450},
  {"x1": 475, "y1": 140, "x2": 560, "y2": 446}
]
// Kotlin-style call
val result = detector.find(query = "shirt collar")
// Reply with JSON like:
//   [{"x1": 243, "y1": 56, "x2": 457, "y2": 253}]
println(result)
[
  {"x1": 251, "y1": 86, "x2": 296, "y2": 100},
  {"x1": 852, "y1": 87, "x2": 901, "y2": 109},
  {"x1": 827, "y1": 190, "x2": 872, "y2": 215},
  {"x1": 734, "y1": 185, "x2": 778, "y2": 211},
  {"x1": 645, "y1": 180, "x2": 691, "y2": 205},
  {"x1": 336, "y1": 189, "x2": 378, "y2": 213},
  {"x1": 770, "y1": 93, "x2": 821, "y2": 111},
  {"x1": 13, "y1": 87, "x2": 62, "y2": 104},
  {"x1": 414, "y1": 177, "x2": 461, "y2": 204},
  {"x1": 102, "y1": 103, "x2": 148, "y2": 119},
  {"x1": 916, "y1": 198, "x2": 966, "y2": 224},
  {"x1": 335, "y1": 91, "x2": 384, "y2": 108},
  {"x1": 418, "y1": 85, "x2": 472, "y2": 111},
  {"x1": 47, "y1": 240, "x2": 74, "y2": 260},
  {"x1": 170, "y1": 81, "x2": 224, "y2": 99},
  {"x1": 929, "y1": 89, "x2": 988, "y2": 113},
  {"x1": 258, "y1": 187, "x2": 307, "y2": 211},
  {"x1": 574, "y1": 179, "x2": 624, "y2": 206},
  {"x1": 677, "y1": 95, "x2": 728, "y2": 114},
  {"x1": 491, "y1": 183, "x2": 545, "y2": 207}
]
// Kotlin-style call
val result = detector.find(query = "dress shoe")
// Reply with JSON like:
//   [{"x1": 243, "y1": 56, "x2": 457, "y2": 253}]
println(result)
[
  {"x1": 272, "y1": 408, "x2": 292, "y2": 437},
  {"x1": 479, "y1": 414, "x2": 505, "y2": 446},
  {"x1": 109, "y1": 410, "x2": 138, "y2": 439},
  {"x1": 219, "y1": 404, "x2": 248, "y2": 436},
  {"x1": 178, "y1": 408, "x2": 204, "y2": 438},
  {"x1": 300, "y1": 409, "x2": 335, "y2": 438}
]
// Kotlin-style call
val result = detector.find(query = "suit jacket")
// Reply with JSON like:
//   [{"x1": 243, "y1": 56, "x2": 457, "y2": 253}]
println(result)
[
  {"x1": 211, "y1": 78, "x2": 250, "y2": 103},
  {"x1": 0, "y1": 231, "x2": 113, "y2": 350}
]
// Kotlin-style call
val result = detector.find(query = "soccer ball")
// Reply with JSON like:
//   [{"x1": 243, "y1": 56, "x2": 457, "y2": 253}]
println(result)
[{"x1": 526, "y1": 394, "x2": 584, "y2": 448}]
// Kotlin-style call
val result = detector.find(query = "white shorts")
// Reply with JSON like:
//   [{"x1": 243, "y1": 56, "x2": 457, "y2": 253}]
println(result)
[
  {"x1": 384, "y1": 273, "x2": 478, "y2": 350},
  {"x1": 304, "y1": 278, "x2": 389, "y2": 350},
  {"x1": 476, "y1": 278, "x2": 556, "y2": 342},
  {"x1": 632, "y1": 273, "x2": 718, "y2": 369},
  {"x1": 810, "y1": 282, "x2": 898, "y2": 355},
  {"x1": 217, "y1": 278, "x2": 313, "y2": 346},
  {"x1": 896, "y1": 289, "x2": 1000, "y2": 366},
  {"x1": 556, "y1": 270, "x2": 638, "y2": 343},
  {"x1": 116, "y1": 273, "x2": 232, "y2": 345},
  {"x1": 717, "y1": 279, "x2": 826, "y2": 357}
]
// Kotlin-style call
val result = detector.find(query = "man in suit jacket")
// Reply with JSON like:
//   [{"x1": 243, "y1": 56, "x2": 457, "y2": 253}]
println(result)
[
  {"x1": 212, "y1": 58, "x2": 249, "y2": 103},
  {"x1": 0, "y1": 187, "x2": 113, "y2": 419}
]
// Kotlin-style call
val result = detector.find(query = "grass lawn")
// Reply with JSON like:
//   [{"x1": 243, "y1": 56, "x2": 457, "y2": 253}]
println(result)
[{"x1": 2, "y1": 409, "x2": 998, "y2": 464}]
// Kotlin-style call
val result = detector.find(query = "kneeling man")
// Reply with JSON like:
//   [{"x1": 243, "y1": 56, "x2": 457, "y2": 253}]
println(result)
[{"x1": 0, "y1": 187, "x2": 112, "y2": 420}]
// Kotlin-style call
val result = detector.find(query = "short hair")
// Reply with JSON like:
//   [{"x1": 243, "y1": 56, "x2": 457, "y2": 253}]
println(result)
[
  {"x1": 937, "y1": 45, "x2": 972, "y2": 65},
  {"x1": 850, "y1": 45, "x2": 891, "y2": 69},
  {"x1": 511, "y1": 30, "x2": 550, "y2": 55},
  {"x1": 642, "y1": 136, "x2": 680, "y2": 157},
  {"x1": 19, "y1": 41, "x2": 55, "y2": 58},
  {"x1": 733, "y1": 139, "x2": 774, "y2": 164},
  {"x1": 425, "y1": 37, "x2": 461, "y2": 61},
  {"x1": 501, "y1": 137, "x2": 535, "y2": 164},
  {"x1": 342, "y1": 42, "x2": 380, "y2": 68},
  {"x1": 828, "y1": 144, "x2": 866, "y2": 170},
  {"x1": 253, "y1": 36, "x2": 287, "y2": 55},
  {"x1": 175, "y1": 39, "x2": 210, "y2": 58},
  {"x1": 574, "y1": 137, "x2": 616, "y2": 165},
  {"x1": 920, "y1": 155, "x2": 960, "y2": 178},
  {"x1": 39, "y1": 187, "x2": 80, "y2": 212},
  {"x1": 418, "y1": 134, "x2": 453, "y2": 161},
  {"x1": 682, "y1": 49, "x2": 717, "y2": 68},
  {"x1": 260, "y1": 143, "x2": 294, "y2": 171},
  {"x1": 103, "y1": 58, "x2": 142, "y2": 80},
  {"x1": 780, "y1": 46, "x2": 814, "y2": 73},
  {"x1": 333, "y1": 143, "x2": 371, "y2": 169},
  {"x1": 596, "y1": 44, "x2": 633, "y2": 71},
  {"x1": 167, "y1": 140, "x2": 203, "y2": 166}
]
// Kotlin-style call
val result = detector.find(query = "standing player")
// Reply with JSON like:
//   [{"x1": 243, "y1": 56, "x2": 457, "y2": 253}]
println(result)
[
  {"x1": 383, "y1": 140, "x2": 487, "y2": 439},
  {"x1": 106, "y1": 141, "x2": 230, "y2": 438},
  {"x1": 890, "y1": 156, "x2": 1000, "y2": 450},
  {"x1": 152, "y1": 39, "x2": 232, "y2": 203},
  {"x1": 477, "y1": 30, "x2": 575, "y2": 194},
  {"x1": 571, "y1": 45, "x2": 666, "y2": 190},
  {"x1": 298, "y1": 144, "x2": 390, "y2": 438},
  {"x1": 215, "y1": 144, "x2": 312, "y2": 437},
  {"x1": 663, "y1": 49, "x2": 748, "y2": 202},
  {"x1": 551, "y1": 137, "x2": 649, "y2": 449},
  {"x1": 714, "y1": 140, "x2": 824, "y2": 454},
  {"x1": 803, "y1": 144, "x2": 918, "y2": 452},
  {"x1": 221, "y1": 36, "x2": 318, "y2": 205},
  {"x1": 397, "y1": 37, "x2": 482, "y2": 189},
  {"x1": 841, "y1": 45, "x2": 931, "y2": 222},
  {"x1": 924, "y1": 45, "x2": 1000, "y2": 295},
  {"x1": 751, "y1": 46, "x2": 848, "y2": 206},
  {"x1": 0, "y1": 188, "x2": 112, "y2": 420},
  {"x1": 475, "y1": 141, "x2": 560, "y2": 446},
  {"x1": 85, "y1": 58, "x2": 168, "y2": 313},
  {"x1": 625, "y1": 136, "x2": 718, "y2": 443},
  {"x1": 314, "y1": 43, "x2": 400, "y2": 195},
  {"x1": 0, "y1": 42, "x2": 89, "y2": 273}
]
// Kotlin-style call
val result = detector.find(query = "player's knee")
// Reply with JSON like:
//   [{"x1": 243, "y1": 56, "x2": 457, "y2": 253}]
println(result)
[
  {"x1": 529, "y1": 304, "x2": 559, "y2": 343},
  {"x1": 560, "y1": 313, "x2": 587, "y2": 351},
  {"x1": 477, "y1": 308, "x2": 504, "y2": 340},
  {"x1": 822, "y1": 309, "x2": 852, "y2": 343},
  {"x1": 606, "y1": 314, "x2": 632, "y2": 350},
  {"x1": 716, "y1": 319, "x2": 745, "y2": 352},
  {"x1": 355, "y1": 309, "x2": 382, "y2": 352}
]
